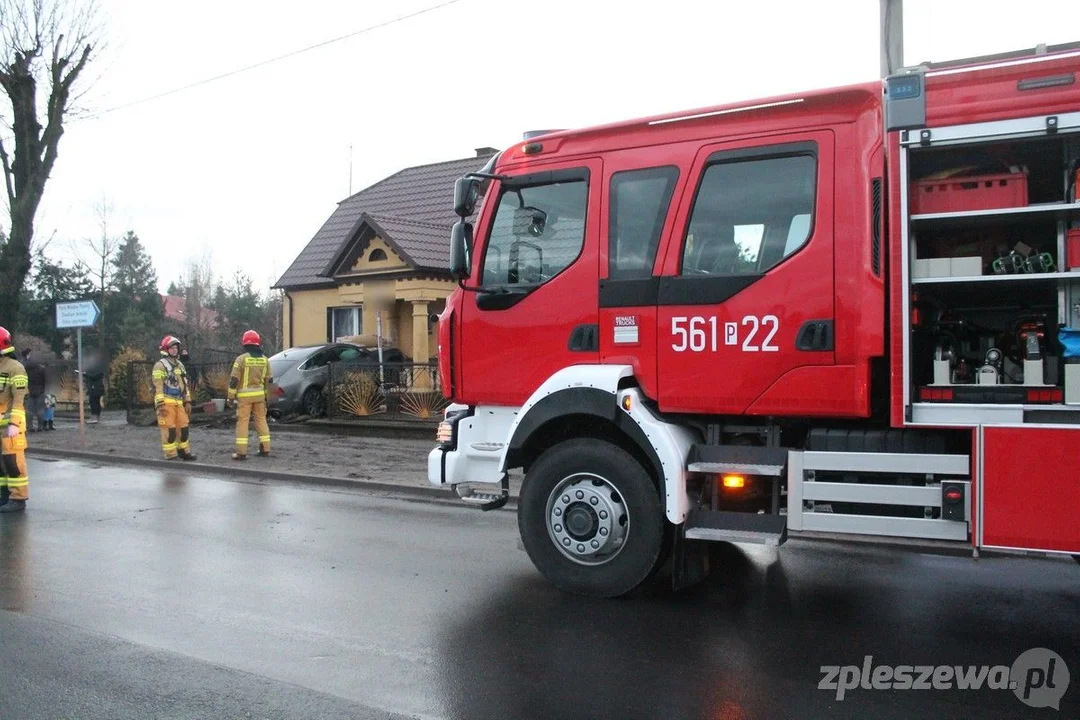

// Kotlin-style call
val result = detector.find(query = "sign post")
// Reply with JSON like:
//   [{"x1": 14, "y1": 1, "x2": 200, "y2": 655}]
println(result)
[{"x1": 55, "y1": 300, "x2": 101, "y2": 448}]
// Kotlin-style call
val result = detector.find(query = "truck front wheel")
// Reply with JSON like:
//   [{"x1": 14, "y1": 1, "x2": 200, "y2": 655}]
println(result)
[{"x1": 518, "y1": 438, "x2": 665, "y2": 598}]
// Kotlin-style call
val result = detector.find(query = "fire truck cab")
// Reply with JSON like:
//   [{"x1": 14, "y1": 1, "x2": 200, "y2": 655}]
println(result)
[{"x1": 429, "y1": 43, "x2": 1080, "y2": 597}]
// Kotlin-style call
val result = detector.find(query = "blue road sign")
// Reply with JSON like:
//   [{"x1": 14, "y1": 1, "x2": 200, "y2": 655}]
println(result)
[{"x1": 55, "y1": 299, "x2": 101, "y2": 329}]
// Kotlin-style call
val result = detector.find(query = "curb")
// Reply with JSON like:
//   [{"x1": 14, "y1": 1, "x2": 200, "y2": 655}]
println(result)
[{"x1": 28, "y1": 447, "x2": 520, "y2": 510}]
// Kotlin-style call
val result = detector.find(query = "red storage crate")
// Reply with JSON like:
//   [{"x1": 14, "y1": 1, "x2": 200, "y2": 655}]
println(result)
[
  {"x1": 1068, "y1": 228, "x2": 1080, "y2": 270},
  {"x1": 910, "y1": 171, "x2": 1028, "y2": 215}
]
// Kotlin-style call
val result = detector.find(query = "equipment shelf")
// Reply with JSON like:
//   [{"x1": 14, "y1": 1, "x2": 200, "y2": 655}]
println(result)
[
  {"x1": 912, "y1": 271, "x2": 1080, "y2": 285},
  {"x1": 910, "y1": 201, "x2": 1080, "y2": 226}
]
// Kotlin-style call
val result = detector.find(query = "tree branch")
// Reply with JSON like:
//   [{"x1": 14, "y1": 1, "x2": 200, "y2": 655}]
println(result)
[
  {"x1": 0, "y1": 135, "x2": 14, "y2": 208},
  {"x1": 38, "y1": 38, "x2": 89, "y2": 182}
]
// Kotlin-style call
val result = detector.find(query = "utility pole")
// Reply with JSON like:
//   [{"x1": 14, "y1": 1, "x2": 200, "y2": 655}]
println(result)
[
  {"x1": 349, "y1": 144, "x2": 353, "y2": 195},
  {"x1": 881, "y1": 0, "x2": 903, "y2": 77}
]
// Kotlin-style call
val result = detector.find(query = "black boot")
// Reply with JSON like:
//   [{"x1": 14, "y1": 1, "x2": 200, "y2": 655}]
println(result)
[
  {"x1": 0, "y1": 500, "x2": 26, "y2": 513},
  {"x1": 0, "y1": 486, "x2": 8, "y2": 507},
  {"x1": 179, "y1": 450, "x2": 197, "y2": 462}
]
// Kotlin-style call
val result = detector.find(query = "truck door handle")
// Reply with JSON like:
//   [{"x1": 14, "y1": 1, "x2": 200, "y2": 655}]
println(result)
[
  {"x1": 568, "y1": 324, "x2": 599, "y2": 352},
  {"x1": 795, "y1": 320, "x2": 834, "y2": 351}
]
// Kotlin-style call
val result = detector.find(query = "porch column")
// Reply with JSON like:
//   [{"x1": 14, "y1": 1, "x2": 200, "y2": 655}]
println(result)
[{"x1": 411, "y1": 301, "x2": 432, "y2": 390}]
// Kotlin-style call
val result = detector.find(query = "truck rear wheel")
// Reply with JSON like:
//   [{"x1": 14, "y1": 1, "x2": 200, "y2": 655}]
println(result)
[{"x1": 518, "y1": 438, "x2": 665, "y2": 598}]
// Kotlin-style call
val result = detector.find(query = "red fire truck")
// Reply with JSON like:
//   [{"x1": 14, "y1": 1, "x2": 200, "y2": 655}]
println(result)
[{"x1": 428, "y1": 42, "x2": 1080, "y2": 597}]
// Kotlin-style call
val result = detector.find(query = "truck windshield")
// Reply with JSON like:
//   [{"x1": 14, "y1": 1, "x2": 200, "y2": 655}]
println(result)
[{"x1": 479, "y1": 180, "x2": 587, "y2": 286}]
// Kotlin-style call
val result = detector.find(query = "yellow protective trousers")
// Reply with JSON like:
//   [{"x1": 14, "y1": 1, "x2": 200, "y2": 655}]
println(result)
[
  {"x1": 156, "y1": 401, "x2": 191, "y2": 459},
  {"x1": 235, "y1": 397, "x2": 270, "y2": 456},
  {"x1": 0, "y1": 426, "x2": 28, "y2": 502}
]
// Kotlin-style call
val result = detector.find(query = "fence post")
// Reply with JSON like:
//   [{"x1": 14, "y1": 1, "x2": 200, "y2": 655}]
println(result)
[
  {"x1": 327, "y1": 362, "x2": 335, "y2": 420},
  {"x1": 126, "y1": 360, "x2": 135, "y2": 424}
]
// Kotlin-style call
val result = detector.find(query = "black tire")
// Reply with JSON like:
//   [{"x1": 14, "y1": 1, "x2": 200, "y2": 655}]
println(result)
[
  {"x1": 518, "y1": 438, "x2": 665, "y2": 598},
  {"x1": 302, "y1": 386, "x2": 325, "y2": 417}
]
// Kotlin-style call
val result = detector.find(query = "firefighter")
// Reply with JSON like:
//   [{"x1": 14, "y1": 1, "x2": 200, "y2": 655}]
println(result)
[
  {"x1": 0, "y1": 326, "x2": 29, "y2": 513},
  {"x1": 152, "y1": 335, "x2": 197, "y2": 461},
  {"x1": 227, "y1": 330, "x2": 271, "y2": 460}
]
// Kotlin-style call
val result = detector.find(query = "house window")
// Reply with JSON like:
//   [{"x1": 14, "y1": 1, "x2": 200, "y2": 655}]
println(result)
[
  {"x1": 369, "y1": 249, "x2": 387, "y2": 261},
  {"x1": 329, "y1": 306, "x2": 361, "y2": 340}
]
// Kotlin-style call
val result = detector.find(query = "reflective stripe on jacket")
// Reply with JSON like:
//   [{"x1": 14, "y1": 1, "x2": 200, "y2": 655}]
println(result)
[{"x1": 229, "y1": 353, "x2": 272, "y2": 401}]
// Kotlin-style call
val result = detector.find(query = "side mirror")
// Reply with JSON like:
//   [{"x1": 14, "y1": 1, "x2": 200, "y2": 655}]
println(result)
[
  {"x1": 450, "y1": 221, "x2": 473, "y2": 280},
  {"x1": 454, "y1": 177, "x2": 480, "y2": 217}
]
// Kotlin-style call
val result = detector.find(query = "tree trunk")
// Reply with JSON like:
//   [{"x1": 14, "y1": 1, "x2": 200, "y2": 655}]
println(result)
[{"x1": 0, "y1": 207, "x2": 34, "y2": 322}]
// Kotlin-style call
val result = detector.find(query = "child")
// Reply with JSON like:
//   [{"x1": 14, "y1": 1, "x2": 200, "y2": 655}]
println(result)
[{"x1": 42, "y1": 393, "x2": 56, "y2": 430}]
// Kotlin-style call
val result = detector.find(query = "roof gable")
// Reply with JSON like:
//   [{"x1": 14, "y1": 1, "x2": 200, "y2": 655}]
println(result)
[{"x1": 274, "y1": 151, "x2": 497, "y2": 288}]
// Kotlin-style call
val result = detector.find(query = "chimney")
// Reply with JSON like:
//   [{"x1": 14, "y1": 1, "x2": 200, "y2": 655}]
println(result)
[{"x1": 475, "y1": 146, "x2": 498, "y2": 157}]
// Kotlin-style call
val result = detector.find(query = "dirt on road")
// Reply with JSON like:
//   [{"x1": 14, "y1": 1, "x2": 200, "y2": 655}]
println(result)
[{"x1": 28, "y1": 413, "x2": 438, "y2": 490}]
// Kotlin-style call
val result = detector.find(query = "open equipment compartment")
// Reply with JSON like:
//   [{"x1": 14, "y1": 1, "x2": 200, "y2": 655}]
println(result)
[{"x1": 905, "y1": 123, "x2": 1080, "y2": 416}]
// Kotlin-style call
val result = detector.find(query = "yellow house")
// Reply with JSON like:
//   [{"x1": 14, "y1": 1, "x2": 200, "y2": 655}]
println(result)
[{"x1": 273, "y1": 148, "x2": 498, "y2": 367}]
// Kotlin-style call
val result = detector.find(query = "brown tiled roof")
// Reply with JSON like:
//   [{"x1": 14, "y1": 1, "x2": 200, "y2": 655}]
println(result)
[{"x1": 273, "y1": 151, "x2": 498, "y2": 288}]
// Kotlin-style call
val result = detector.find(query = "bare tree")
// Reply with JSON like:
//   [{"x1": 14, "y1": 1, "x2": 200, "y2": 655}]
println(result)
[
  {"x1": 72, "y1": 195, "x2": 117, "y2": 350},
  {"x1": 0, "y1": 0, "x2": 100, "y2": 321},
  {"x1": 178, "y1": 251, "x2": 218, "y2": 360}
]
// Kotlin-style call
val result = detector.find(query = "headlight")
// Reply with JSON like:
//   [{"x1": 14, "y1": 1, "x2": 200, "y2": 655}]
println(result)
[{"x1": 436, "y1": 421, "x2": 453, "y2": 445}]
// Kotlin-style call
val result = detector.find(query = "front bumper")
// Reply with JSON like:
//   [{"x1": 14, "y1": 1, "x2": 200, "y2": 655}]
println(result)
[{"x1": 426, "y1": 404, "x2": 512, "y2": 488}]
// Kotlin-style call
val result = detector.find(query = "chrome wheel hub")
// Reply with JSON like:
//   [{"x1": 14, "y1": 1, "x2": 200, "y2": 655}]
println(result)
[{"x1": 545, "y1": 473, "x2": 629, "y2": 566}]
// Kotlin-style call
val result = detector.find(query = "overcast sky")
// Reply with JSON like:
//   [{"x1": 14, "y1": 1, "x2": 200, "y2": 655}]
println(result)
[{"x1": 17, "y1": 0, "x2": 1080, "y2": 295}]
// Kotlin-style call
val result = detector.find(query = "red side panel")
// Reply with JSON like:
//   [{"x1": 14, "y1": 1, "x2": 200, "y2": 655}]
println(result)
[
  {"x1": 745, "y1": 365, "x2": 867, "y2": 418},
  {"x1": 981, "y1": 426, "x2": 1080, "y2": 553}
]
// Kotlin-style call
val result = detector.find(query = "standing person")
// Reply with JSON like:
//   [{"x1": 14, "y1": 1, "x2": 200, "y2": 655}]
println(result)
[
  {"x1": 42, "y1": 392, "x2": 56, "y2": 430},
  {"x1": 0, "y1": 327, "x2": 29, "y2": 513},
  {"x1": 152, "y1": 336, "x2": 196, "y2": 461},
  {"x1": 21, "y1": 349, "x2": 45, "y2": 432},
  {"x1": 84, "y1": 359, "x2": 106, "y2": 425},
  {"x1": 226, "y1": 330, "x2": 271, "y2": 460}
]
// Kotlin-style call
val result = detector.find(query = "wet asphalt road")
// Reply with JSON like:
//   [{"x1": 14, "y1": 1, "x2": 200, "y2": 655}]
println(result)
[{"x1": 0, "y1": 458, "x2": 1077, "y2": 719}]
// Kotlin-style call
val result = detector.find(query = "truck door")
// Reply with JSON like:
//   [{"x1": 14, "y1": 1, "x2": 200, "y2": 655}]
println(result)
[
  {"x1": 656, "y1": 132, "x2": 837, "y2": 416},
  {"x1": 598, "y1": 150, "x2": 688, "y2": 399},
  {"x1": 459, "y1": 159, "x2": 602, "y2": 407}
]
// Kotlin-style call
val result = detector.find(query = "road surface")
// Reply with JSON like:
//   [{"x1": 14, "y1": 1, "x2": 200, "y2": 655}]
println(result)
[{"x1": 0, "y1": 458, "x2": 1076, "y2": 719}]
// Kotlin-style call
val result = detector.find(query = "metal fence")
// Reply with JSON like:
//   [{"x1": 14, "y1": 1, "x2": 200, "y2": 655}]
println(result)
[
  {"x1": 125, "y1": 360, "x2": 235, "y2": 421},
  {"x1": 125, "y1": 358, "x2": 446, "y2": 425},
  {"x1": 326, "y1": 361, "x2": 446, "y2": 423}
]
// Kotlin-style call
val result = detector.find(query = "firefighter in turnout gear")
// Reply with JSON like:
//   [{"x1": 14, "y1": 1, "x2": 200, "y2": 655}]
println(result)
[
  {"x1": 227, "y1": 330, "x2": 272, "y2": 460},
  {"x1": 0, "y1": 326, "x2": 29, "y2": 512},
  {"x1": 153, "y1": 336, "x2": 197, "y2": 461}
]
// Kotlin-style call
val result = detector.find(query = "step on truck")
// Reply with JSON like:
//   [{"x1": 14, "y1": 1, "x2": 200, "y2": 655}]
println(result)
[{"x1": 428, "y1": 42, "x2": 1080, "y2": 597}]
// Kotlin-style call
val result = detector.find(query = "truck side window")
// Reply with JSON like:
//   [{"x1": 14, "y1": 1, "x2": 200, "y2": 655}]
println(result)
[
  {"x1": 609, "y1": 166, "x2": 679, "y2": 279},
  {"x1": 681, "y1": 154, "x2": 816, "y2": 276},
  {"x1": 481, "y1": 180, "x2": 588, "y2": 286}
]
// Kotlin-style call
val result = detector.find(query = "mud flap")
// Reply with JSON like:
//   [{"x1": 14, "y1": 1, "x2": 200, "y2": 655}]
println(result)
[{"x1": 671, "y1": 525, "x2": 711, "y2": 591}]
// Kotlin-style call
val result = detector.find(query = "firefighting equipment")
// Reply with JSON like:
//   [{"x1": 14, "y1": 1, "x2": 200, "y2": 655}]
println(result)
[
  {"x1": 228, "y1": 347, "x2": 271, "y2": 458},
  {"x1": 0, "y1": 335, "x2": 30, "y2": 511},
  {"x1": 160, "y1": 335, "x2": 180, "y2": 352},
  {"x1": 152, "y1": 352, "x2": 196, "y2": 461},
  {"x1": 241, "y1": 330, "x2": 261, "y2": 347}
]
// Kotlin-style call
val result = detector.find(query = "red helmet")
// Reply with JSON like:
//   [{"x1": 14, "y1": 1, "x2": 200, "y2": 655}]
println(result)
[
  {"x1": 241, "y1": 330, "x2": 261, "y2": 346},
  {"x1": 160, "y1": 335, "x2": 181, "y2": 352},
  {"x1": 0, "y1": 326, "x2": 12, "y2": 355}
]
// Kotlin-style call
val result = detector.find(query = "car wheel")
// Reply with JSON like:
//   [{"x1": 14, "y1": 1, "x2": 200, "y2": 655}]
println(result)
[
  {"x1": 518, "y1": 438, "x2": 664, "y2": 598},
  {"x1": 302, "y1": 386, "x2": 325, "y2": 417}
]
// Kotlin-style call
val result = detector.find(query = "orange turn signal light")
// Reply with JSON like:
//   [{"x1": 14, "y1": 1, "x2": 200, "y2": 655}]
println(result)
[{"x1": 722, "y1": 475, "x2": 745, "y2": 489}]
